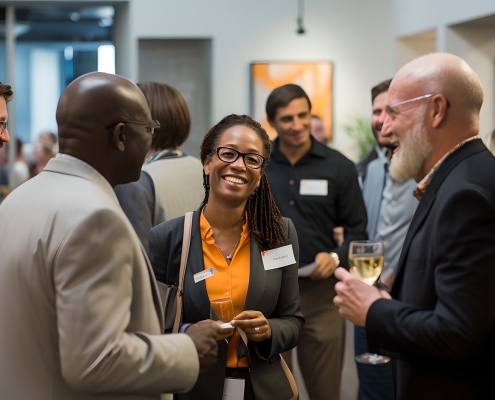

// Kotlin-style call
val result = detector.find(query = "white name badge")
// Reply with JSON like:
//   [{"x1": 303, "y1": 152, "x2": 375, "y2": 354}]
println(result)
[
  {"x1": 300, "y1": 179, "x2": 328, "y2": 196},
  {"x1": 261, "y1": 245, "x2": 296, "y2": 270},
  {"x1": 193, "y1": 268, "x2": 214, "y2": 283},
  {"x1": 223, "y1": 378, "x2": 245, "y2": 399}
]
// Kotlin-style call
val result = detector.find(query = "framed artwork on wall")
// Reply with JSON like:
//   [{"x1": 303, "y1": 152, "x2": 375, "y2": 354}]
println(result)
[{"x1": 250, "y1": 61, "x2": 333, "y2": 140}]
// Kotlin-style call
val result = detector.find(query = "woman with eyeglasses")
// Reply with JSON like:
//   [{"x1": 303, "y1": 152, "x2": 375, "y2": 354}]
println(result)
[{"x1": 149, "y1": 114, "x2": 304, "y2": 400}]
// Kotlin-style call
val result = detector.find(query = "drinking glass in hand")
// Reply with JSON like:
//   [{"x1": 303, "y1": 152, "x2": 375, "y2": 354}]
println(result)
[
  {"x1": 349, "y1": 240, "x2": 390, "y2": 365},
  {"x1": 210, "y1": 298, "x2": 234, "y2": 329}
]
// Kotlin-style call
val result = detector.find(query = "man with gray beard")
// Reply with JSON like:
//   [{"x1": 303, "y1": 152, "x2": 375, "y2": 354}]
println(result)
[
  {"x1": 355, "y1": 80, "x2": 418, "y2": 400},
  {"x1": 333, "y1": 53, "x2": 495, "y2": 400}
]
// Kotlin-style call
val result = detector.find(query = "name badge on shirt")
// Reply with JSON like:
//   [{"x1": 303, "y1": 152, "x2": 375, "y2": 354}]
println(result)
[
  {"x1": 261, "y1": 245, "x2": 296, "y2": 270},
  {"x1": 223, "y1": 378, "x2": 245, "y2": 399},
  {"x1": 193, "y1": 267, "x2": 214, "y2": 283},
  {"x1": 300, "y1": 179, "x2": 328, "y2": 196}
]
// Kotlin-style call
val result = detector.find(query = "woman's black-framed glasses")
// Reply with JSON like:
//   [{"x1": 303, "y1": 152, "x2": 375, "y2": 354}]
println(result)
[{"x1": 214, "y1": 147, "x2": 265, "y2": 169}]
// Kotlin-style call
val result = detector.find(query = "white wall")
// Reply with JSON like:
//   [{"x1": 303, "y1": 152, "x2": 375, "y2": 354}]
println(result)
[
  {"x1": 118, "y1": 0, "x2": 395, "y2": 160},
  {"x1": 391, "y1": 0, "x2": 495, "y2": 39},
  {"x1": 391, "y1": 0, "x2": 495, "y2": 144}
]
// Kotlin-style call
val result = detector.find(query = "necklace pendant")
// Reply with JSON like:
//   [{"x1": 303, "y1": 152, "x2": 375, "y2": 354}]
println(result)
[{"x1": 226, "y1": 255, "x2": 232, "y2": 260}]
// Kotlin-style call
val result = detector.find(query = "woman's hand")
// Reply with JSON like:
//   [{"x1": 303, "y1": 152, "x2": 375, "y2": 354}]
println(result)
[
  {"x1": 193, "y1": 319, "x2": 234, "y2": 341},
  {"x1": 231, "y1": 310, "x2": 272, "y2": 342}
]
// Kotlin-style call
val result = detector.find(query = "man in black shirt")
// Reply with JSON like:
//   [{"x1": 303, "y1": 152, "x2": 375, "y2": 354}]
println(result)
[{"x1": 264, "y1": 84, "x2": 367, "y2": 400}]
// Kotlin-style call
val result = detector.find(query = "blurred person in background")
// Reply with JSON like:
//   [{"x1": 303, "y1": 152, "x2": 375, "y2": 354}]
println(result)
[
  {"x1": 310, "y1": 115, "x2": 327, "y2": 143},
  {"x1": 38, "y1": 131, "x2": 58, "y2": 155},
  {"x1": 0, "y1": 146, "x2": 7, "y2": 185},
  {"x1": 356, "y1": 79, "x2": 393, "y2": 187},
  {"x1": 3, "y1": 138, "x2": 30, "y2": 188},
  {"x1": 264, "y1": 84, "x2": 367, "y2": 400},
  {"x1": 115, "y1": 82, "x2": 204, "y2": 253},
  {"x1": 32, "y1": 142, "x2": 55, "y2": 177},
  {"x1": 0, "y1": 82, "x2": 12, "y2": 149}
]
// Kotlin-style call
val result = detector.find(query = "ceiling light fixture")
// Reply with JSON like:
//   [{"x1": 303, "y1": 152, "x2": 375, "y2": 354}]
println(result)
[{"x1": 297, "y1": 0, "x2": 306, "y2": 34}]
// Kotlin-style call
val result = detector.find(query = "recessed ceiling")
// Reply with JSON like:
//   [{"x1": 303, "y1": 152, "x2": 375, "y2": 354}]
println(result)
[
  {"x1": 450, "y1": 13, "x2": 495, "y2": 28},
  {"x1": 0, "y1": 5, "x2": 114, "y2": 41}
]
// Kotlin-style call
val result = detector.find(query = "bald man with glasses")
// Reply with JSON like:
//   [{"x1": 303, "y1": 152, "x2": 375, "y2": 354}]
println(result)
[
  {"x1": 334, "y1": 53, "x2": 495, "y2": 400},
  {"x1": 0, "y1": 72, "x2": 218, "y2": 400}
]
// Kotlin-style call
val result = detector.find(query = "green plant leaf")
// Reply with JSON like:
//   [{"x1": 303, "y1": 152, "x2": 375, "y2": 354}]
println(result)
[{"x1": 343, "y1": 117, "x2": 376, "y2": 159}]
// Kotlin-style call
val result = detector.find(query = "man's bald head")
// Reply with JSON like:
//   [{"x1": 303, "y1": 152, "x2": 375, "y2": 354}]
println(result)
[
  {"x1": 56, "y1": 72, "x2": 153, "y2": 186},
  {"x1": 57, "y1": 72, "x2": 150, "y2": 140},
  {"x1": 392, "y1": 53, "x2": 483, "y2": 115},
  {"x1": 383, "y1": 53, "x2": 483, "y2": 182}
]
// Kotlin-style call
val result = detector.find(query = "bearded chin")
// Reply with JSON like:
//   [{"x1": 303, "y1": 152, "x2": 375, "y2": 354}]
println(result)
[{"x1": 389, "y1": 122, "x2": 433, "y2": 183}]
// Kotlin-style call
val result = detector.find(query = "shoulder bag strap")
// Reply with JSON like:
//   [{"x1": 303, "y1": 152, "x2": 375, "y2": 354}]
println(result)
[{"x1": 172, "y1": 211, "x2": 194, "y2": 333}]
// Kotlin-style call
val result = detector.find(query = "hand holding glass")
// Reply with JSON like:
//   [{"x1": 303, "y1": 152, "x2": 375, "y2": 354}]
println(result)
[
  {"x1": 210, "y1": 298, "x2": 234, "y2": 329},
  {"x1": 349, "y1": 240, "x2": 390, "y2": 365}
]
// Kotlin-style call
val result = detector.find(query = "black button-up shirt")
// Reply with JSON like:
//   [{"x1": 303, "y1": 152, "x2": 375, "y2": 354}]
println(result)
[{"x1": 265, "y1": 137, "x2": 368, "y2": 267}]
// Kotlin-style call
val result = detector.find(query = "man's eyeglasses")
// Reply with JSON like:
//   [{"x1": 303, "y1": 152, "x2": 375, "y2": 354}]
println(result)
[
  {"x1": 386, "y1": 94, "x2": 444, "y2": 117},
  {"x1": 122, "y1": 119, "x2": 160, "y2": 136},
  {"x1": 385, "y1": 93, "x2": 450, "y2": 117},
  {"x1": 214, "y1": 147, "x2": 266, "y2": 169},
  {"x1": 0, "y1": 120, "x2": 8, "y2": 134}
]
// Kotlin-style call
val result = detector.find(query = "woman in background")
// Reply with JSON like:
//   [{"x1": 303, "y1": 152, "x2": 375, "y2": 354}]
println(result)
[
  {"x1": 115, "y1": 82, "x2": 204, "y2": 252},
  {"x1": 149, "y1": 114, "x2": 304, "y2": 400}
]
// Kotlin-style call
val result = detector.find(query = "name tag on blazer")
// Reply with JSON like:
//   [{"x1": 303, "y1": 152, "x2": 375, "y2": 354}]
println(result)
[
  {"x1": 193, "y1": 268, "x2": 214, "y2": 283},
  {"x1": 300, "y1": 179, "x2": 328, "y2": 196},
  {"x1": 262, "y1": 245, "x2": 296, "y2": 270}
]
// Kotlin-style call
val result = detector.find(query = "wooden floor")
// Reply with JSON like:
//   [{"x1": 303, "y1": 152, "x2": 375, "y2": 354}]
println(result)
[{"x1": 292, "y1": 319, "x2": 359, "y2": 400}]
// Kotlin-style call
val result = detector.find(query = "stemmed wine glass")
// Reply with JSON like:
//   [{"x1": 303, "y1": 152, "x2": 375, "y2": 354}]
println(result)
[{"x1": 348, "y1": 240, "x2": 391, "y2": 365}]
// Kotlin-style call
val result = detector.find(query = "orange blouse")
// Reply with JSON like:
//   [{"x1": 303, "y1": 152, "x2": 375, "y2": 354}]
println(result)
[{"x1": 200, "y1": 210, "x2": 250, "y2": 368}]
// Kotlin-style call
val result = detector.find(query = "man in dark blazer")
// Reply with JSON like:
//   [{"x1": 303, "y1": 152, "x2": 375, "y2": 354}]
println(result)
[{"x1": 333, "y1": 52, "x2": 495, "y2": 400}]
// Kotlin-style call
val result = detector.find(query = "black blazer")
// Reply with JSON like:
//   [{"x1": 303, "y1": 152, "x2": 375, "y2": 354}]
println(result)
[
  {"x1": 366, "y1": 139, "x2": 495, "y2": 399},
  {"x1": 149, "y1": 209, "x2": 304, "y2": 400}
]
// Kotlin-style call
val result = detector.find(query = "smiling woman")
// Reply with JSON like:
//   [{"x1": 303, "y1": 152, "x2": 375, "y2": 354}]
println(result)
[{"x1": 149, "y1": 114, "x2": 304, "y2": 400}]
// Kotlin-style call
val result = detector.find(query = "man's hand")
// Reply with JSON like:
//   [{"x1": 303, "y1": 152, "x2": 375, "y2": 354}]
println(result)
[
  {"x1": 333, "y1": 267, "x2": 391, "y2": 326},
  {"x1": 309, "y1": 252, "x2": 338, "y2": 280},
  {"x1": 184, "y1": 323, "x2": 218, "y2": 373},
  {"x1": 195, "y1": 319, "x2": 234, "y2": 341}
]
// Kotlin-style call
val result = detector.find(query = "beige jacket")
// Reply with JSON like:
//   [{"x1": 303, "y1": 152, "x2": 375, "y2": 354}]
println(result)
[{"x1": 0, "y1": 154, "x2": 199, "y2": 400}]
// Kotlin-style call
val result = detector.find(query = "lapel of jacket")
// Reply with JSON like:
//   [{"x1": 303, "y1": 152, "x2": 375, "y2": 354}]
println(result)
[
  {"x1": 391, "y1": 139, "x2": 486, "y2": 294},
  {"x1": 244, "y1": 233, "x2": 266, "y2": 311},
  {"x1": 184, "y1": 208, "x2": 211, "y2": 320}
]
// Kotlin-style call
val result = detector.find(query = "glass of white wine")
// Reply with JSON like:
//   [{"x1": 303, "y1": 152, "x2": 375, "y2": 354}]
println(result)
[{"x1": 349, "y1": 240, "x2": 391, "y2": 365}]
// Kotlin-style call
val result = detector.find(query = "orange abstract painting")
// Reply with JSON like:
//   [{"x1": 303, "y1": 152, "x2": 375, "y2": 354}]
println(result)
[{"x1": 250, "y1": 62, "x2": 333, "y2": 140}]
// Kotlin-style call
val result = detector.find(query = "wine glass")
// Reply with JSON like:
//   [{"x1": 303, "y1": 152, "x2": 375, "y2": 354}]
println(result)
[
  {"x1": 210, "y1": 298, "x2": 235, "y2": 328},
  {"x1": 349, "y1": 240, "x2": 390, "y2": 365}
]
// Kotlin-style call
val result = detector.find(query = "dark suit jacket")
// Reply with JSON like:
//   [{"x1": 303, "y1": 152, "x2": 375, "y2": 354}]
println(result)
[
  {"x1": 149, "y1": 209, "x2": 304, "y2": 400},
  {"x1": 366, "y1": 139, "x2": 495, "y2": 399}
]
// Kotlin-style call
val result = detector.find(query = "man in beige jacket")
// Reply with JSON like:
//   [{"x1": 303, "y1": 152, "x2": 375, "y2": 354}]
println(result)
[{"x1": 0, "y1": 72, "x2": 217, "y2": 399}]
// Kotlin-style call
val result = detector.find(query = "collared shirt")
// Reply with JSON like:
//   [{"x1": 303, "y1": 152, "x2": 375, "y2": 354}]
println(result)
[
  {"x1": 265, "y1": 137, "x2": 367, "y2": 267},
  {"x1": 200, "y1": 210, "x2": 250, "y2": 368},
  {"x1": 374, "y1": 163, "x2": 418, "y2": 284},
  {"x1": 413, "y1": 135, "x2": 481, "y2": 200}
]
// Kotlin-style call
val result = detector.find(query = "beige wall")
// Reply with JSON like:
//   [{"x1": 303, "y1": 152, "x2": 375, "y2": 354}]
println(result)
[{"x1": 116, "y1": 0, "x2": 395, "y2": 161}]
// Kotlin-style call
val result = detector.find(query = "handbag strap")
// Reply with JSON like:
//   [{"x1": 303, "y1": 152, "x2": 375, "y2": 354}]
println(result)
[{"x1": 172, "y1": 211, "x2": 194, "y2": 333}]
